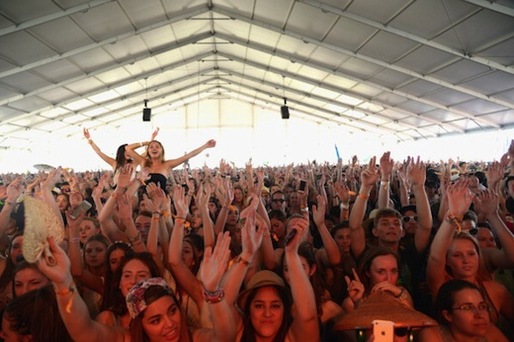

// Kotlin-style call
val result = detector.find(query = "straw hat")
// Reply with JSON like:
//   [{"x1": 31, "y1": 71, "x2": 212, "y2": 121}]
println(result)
[
  {"x1": 22, "y1": 196, "x2": 65, "y2": 265},
  {"x1": 236, "y1": 270, "x2": 291, "y2": 312},
  {"x1": 333, "y1": 291, "x2": 437, "y2": 331}
]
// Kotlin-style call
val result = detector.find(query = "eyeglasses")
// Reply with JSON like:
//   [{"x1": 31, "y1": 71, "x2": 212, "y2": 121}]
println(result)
[
  {"x1": 272, "y1": 199, "x2": 285, "y2": 203},
  {"x1": 402, "y1": 215, "x2": 417, "y2": 223},
  {"x1": 452, "y1": 302, "x2": 490, "y2": 313}
]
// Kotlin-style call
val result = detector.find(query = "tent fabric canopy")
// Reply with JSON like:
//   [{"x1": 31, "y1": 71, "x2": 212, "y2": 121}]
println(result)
[{"x1": 0, "y1": 0, "x2": 513, "y2": 151}]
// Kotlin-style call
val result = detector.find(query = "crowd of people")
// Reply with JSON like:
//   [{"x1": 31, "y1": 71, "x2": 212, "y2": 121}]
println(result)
[{"x1": 0, "y1": 128, "x2": 512, "y2": 342}]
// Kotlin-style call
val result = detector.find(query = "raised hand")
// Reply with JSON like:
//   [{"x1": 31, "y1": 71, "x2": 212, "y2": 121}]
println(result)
[
  {"x1": 379, "y1": 151, "x2": 393, "y2": 181},
  {"x1": 171, "y1": 185, "x2": 189, "y2": 218},
  {"x1": 36, "y1": 237, "x2": 72, "y2": 286},
  {"x1": 241, "y1": 209, "x2": 263, "y2": 260},
  {"x1": 200, "y1": 232, "x2": 231, "y2": 291},
  {"x1": 473, "y1": 189, "x2": 499, "y2": 217},
  {"x1": 486, "y1": 161, "x2": 504, "y2": 190},
  {"x1": 447, "y1": 178, "x2": 473, "y2": 217},
  {"x1": 312, "y1": 194, "x2": 326, "y2": 228},
  {"x1": 344, "y1": 268, "x2": 365, "y2": 305},
  {"x1": 151, "y1": 127, "x2": 160, "y2": 141},
  {"x1": 83, "y1": 128, "x2": 90, "y2": 139},
  {"x1": 407, "y1": 156, "x2": 426, "y2": 186},
  {"x1": 360, "y1": 156, "x2": 379, "y2": 187}
]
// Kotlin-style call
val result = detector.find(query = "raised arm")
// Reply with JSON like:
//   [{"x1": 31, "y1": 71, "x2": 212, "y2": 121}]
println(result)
[
  {"x1": 427, "y1": 179, "x2": 473, "y2": 297},
  {"x1": 37, "y1": 237, "x2": 125, "y2": 342},
  {"x1": 474, "y1": 189, "x2": 514, "y2": 269},
  {"x1": 313, "y1": 194, "x2": 341, "y2": 267},
  {"x1": 67, "y1": 209, "x2": 104, "y2": 294},
  {"x1": 285, "y1": 217, "x2": 320, "y2": 341},
  {"x1": 165, "y1": 139, "x2": 216, "y2": 170},
  {"x1": 197, "y1": 182, "x2": 216, "y2": 249},
  {"x1": 83, "y1": 128, "x2": 116, "y2": 169},
  {"x1": 196, "y1": 232, "x2": 236, "y2": 342},
  {"x1": 167, "y1": 185, "x2": 203, "y2": 304},
  {"x1": 349, "y1": 157, "x2": 378, "y2": 258},
  {"x1": 377, "y1": 151, "x2": 393, "y2": 209},
  {"x1": 408, "y1": 157, "x2": 433, "y2": 253}
]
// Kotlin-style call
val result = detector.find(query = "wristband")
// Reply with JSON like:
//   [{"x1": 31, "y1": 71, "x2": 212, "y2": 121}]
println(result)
[
  {"x1": 235, "y1": 255, "x2": 251, "y2": 266},
  {"x1": 357, "y1": 193, "x2": 369, "y2": 200},
  {"x1": 202, "y1": 288, "x2": 225, "y2": 304},
  {"x1": 340, "y1": 202, "x2": 350, "y2": 210},
  {"x1": 446, "y1": 212, "x2": 463, "y2": 233},
  {"x1": 54, "y1": 284, "x2": 76, "y2": 314}
]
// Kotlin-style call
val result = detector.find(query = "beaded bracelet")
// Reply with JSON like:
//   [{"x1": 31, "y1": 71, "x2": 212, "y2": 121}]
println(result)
[
  {"x1": 202, "y1": 288, "x2": 225, "y2": 304},
  {"x1": 446, "y1": 212, "x2": 463, "y2": 233}
]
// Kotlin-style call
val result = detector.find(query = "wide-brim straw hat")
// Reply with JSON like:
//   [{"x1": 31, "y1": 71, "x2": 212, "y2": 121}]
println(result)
[
  {"x1": 236, "y1": 270, "x2": 291, "y2": 313},
  {"x1": 22, "y1": 196, "x2": 65, "y2": 265},
  {"x1": 333, "y1": 291, "x2": 437, "y2": 331}
]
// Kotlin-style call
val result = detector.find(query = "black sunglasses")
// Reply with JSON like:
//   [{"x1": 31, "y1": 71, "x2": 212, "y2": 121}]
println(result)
[{"x1": 272, "y1": 199, "x2": 285, "y2": 203}]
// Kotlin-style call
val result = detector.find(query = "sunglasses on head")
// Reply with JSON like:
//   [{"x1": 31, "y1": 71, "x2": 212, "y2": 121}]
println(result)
[{"x1": 402, "y1": 215, "x2": 417, "y2": 223}]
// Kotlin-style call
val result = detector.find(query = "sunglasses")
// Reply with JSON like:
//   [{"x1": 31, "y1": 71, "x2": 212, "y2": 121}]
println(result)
[
  {"x1": 402, "y1": 215, "x2": 417, "y2": 223},
  {"x1": 272, "y1": 199, "x2": 285, "y2": 203},
  {"x1": 468, "y1": 228, "x2": 478, "y2": 236}
]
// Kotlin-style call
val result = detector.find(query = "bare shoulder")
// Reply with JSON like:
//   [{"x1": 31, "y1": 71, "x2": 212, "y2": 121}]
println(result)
[{"x1": 416, "y1": 326, "x2": 442, "y2": 342}]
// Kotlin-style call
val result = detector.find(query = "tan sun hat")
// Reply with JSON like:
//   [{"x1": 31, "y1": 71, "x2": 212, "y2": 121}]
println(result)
[
  {"x1": 333, "y1": 291, "x2": 437, "y2": 331},
  {"x1": 22, "y1": 196, "x2": 65, "y2": 265},
  {"x1": 236, "y1": 270, "x2": 291, "y2": 313}
]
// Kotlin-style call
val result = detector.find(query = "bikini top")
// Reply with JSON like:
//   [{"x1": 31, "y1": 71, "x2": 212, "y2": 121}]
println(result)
[{"x1": 147, "y1": 173, "x2": 168, "y2": 192}]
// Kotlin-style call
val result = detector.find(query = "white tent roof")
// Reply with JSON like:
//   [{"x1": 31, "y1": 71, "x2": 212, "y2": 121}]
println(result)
[{"x1": 0, "y1": 0, "x2": 513, "y2": 165}]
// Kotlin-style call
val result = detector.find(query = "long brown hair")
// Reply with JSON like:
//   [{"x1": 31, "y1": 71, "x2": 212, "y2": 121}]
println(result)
[{"x1": 129, "y1": 285, "x2": 190, "y2": 342}]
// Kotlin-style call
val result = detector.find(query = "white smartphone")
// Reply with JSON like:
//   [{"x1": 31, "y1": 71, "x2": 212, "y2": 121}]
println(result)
[
  {"x1": 70, "y1": 200, "x2": 92, "y2": 219},
  {"x1": 372, "y1": 320, "x2": 394, "y2": 342}
]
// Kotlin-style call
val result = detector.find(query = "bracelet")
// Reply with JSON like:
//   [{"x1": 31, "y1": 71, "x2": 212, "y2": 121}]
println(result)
[
  {"x1": 300, "y1": 207, "x2": 309, "y2": 213},
  {"x1": 235, "y1": 255, "x2": 251, "y2": 266},
  {"x1": 152, "y1": 211, "x2": 161, "y2": 216},
  {"x1": 4, "y1": 201, "x2": 16, "y2": 206},
  {"x1": 395, "y1": 288, "x2": 404, "y2": 298},
  {"x1": 87, "y1": 139, "x2": 93, "y2": 144},
  {"x1": 357, "y1": 193, "x2": 369, "y2": 200},
  {"x1": 380, "y1": 181, "x2": 390, "y2": 186},
  {"x1": 69, "y1": 237, "x2": 80, "y2": 244},
  {"x1": 446, "y1": 212, "x2": 463, "y2": 233},
  {"x1": 136, "y1": 178, "x2": 146, "y2": 186},
  {"x1": 202, "y1": 288, "x2": 225, "y2": 304},
  {"x1": 161, "y1": 210, "x2": 171, "y2": 218},
  {"x1": 54, "y1": 284, "x2": 76, "y2": 314}
]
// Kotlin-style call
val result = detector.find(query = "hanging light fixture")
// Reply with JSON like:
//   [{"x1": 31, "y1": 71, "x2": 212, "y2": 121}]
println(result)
[
  {"x1": 142, "y1": 77, "x2": 151, "y2": 121},
  {"x1": 281, "y1": 97, "x2": 290, "y2": 119},
  {"x1": 280, "y1": 75, "x2": 289, "y2": 119}
]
